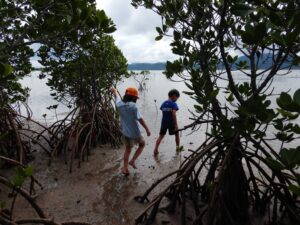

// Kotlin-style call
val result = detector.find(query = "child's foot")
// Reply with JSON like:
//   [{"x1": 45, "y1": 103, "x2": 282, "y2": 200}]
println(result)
[
  {"x1": 176, "y1": 145, "x2": 184, "y2": 153},
  {"x1": 121, "y1": 167, "x2": 130, "y2": 176},
  {"x1": 129, "y1": 161, "x2": 137, "y2": 169},
  {"x1": 154, "y1": 153, "x2": 163, "y2": 164}
]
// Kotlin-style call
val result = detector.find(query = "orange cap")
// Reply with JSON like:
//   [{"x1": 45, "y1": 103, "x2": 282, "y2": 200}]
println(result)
[{"x1": 125, "y1": 87, "x2": 139, "y2": 98}]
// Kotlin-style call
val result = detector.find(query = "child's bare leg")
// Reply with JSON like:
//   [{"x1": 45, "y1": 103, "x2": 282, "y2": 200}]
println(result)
[
  {"x1": 175, "y1": 133, "x2": 180, "y2": 147},
  {"x1": 154, "y1": 135, "x2": 164, "y2": 154},
  {"x1": 129, "y1": 141, "x2": 145, "y2": 169},
  {"x1": 122, "y1": 145, "x2": 131, "y2": 174}
]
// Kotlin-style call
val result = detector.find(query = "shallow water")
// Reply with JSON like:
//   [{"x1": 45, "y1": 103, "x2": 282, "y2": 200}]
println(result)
[{"x1": 22, "y1": 70, "x2": 300, "y2": 155}]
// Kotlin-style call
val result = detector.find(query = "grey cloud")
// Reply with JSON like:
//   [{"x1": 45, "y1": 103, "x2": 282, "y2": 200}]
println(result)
[{"x1": 97, "y1": 0, "x2": 176, "y2": 63}]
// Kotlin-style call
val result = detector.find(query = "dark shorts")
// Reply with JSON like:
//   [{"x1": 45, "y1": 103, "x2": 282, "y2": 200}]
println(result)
[{"x1": 159, "y1": 123, "x2": 178, "y2": 136}]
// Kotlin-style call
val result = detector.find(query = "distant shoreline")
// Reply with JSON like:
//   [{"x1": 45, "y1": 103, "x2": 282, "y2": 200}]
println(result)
[{"x1": 128, "y1": 57, "x2": 300, "y2": 71}]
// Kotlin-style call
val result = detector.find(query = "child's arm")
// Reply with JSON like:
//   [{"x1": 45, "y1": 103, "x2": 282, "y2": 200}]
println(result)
[
  {"x1": 139, "y1": 118, "x2": 151, "y2": 136},
  {"x1": 110, "y1": 88, "x2": 119, "y2": 97},
  {"x1": 111, "y1": 87, "x2": 122, "y2": 104},
  {"x1": 110, "y1": 87, "x2": 118, "y2": 98},
  {"x1": 172, "y1": 110, "x2": 179, "y2": 130}
]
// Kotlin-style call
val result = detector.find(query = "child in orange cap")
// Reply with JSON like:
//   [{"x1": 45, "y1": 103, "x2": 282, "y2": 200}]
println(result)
[{"x1": 111, "y1": 87, "x2": 151, "y2": 176}]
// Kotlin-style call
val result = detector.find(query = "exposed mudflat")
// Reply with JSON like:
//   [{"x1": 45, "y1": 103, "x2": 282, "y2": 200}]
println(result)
[{"x1": 1, "y1": 141, "x2": 188, "y2": 225}]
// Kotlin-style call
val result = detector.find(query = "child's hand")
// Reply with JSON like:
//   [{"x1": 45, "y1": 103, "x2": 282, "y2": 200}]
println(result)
[
  {"x1": 110, "y1": 87, "x2": 117, "y2": 94},
  {"x1": 146, "y1": 129, "x2": 151, "y2": 136}
]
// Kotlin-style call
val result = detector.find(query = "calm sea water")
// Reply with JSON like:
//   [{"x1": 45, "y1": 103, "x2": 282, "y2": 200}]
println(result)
[{"x1": 21, "y1": 70, "x2": 300, "y2": 164}]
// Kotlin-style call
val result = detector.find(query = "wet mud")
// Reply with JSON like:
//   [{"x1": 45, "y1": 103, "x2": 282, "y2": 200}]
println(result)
[{"x1": 1, "y1": 143, "x2": 186, "y2": 225}]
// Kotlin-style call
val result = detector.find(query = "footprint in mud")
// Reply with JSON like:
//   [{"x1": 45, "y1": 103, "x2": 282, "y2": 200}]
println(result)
[{"x1": 101, "y1": 174, "x2": 139, "y2": 224}]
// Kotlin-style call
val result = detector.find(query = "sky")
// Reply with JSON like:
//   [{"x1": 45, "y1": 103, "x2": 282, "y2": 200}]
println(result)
[{"x1": 97, "y1": 0, "x2": 176, "y2": 63}]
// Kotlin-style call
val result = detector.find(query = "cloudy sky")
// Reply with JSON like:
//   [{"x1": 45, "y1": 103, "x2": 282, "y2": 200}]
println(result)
[{"x1": 97, "y1": 0, "x2": 176, "y2": 63}]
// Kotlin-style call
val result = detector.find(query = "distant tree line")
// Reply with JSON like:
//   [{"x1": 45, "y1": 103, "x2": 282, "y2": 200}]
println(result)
[{"x1": 128, "y1": 55, "x2": 300, "y2": 71}]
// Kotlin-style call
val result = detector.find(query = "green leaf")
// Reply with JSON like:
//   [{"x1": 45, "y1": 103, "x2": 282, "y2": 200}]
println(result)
[
  {"x1": 156, "y1": 27, "x2": 163, "y2": 34},
  {"x1": 279, "y1": 92, "x2": 292, "y2": 105},
  {"x1": 13, "y1": 174, "x2": 25, "y2": 187},
  {"x1": 105, "y1": 26, "x2": 117, "y2": 34},
  {"x1": 289, "y1": 185, "x2": 300, "y2": 196},
  {"x1": 174, "y1": 30, "x2": 181, "y2": 40},
  {"x1": 276, "y1": 92, "x2": 298, "y2": 112},
  {"x1": 23, "y1": 166, "x2": 33, "y2": 177},
  {"x1": 277, "y1": 108, "x2": 299, "y2": 120},
  {"x1": 183, "y1": 91, "x2": 194, "y2": 96},
  {"x1": 176, "y1": 145, "x2": 184, "y2": 152},
  {"x1": 276, "y1": 92, "x2": 292, "y2": 109},
  {"x1": 12, "y1": 166, "x2": 33, "y2": 187},
  {"x1": 209, "y1": 89, "x2": 219, "y2": 100},
  {"x1": 227, "y1": 55, "x2": 234, "y2": 63},
  {"x1": 280, "y1": 148, "x2": 300, "y2": 169},
  {"x1": 241, "y1": 31, "x2": 255, "y2": 45},
  {"x1": 0, "y1": 63, "x2": 13, "y2": 76},
  {"x1": 273, "y1": 119, "x2": 284, "y2": 130},
  {"x1": 79, "y1": 34, "x2": 93, "y2": 45},
  {"x1": 236, "y1": 60, "x2": 249, "y2": 69},
  {"x1": 155, "y1": 35, "x2": 163, "y2": 41},
  {"x1": 96, "y1": 10, "x2": 107, "y2": 23},
  {"x1": 185, "y1": 82, "x2": 193, "y2": 90},
  {"x1": 162, "y1": 25, "x2": 168, "y2": 32},
  {"x1": 194, "y1": 104, "x2": 203, "y2": 112},
  {"x1": 276, "y1": 131, "x2": 294, "y2": 142},
  {"x1": 226, "y1": 93, "x2": 234, "y2": 102},
  {"x1": 255, "y1": 23, "x2": 267, "y2": 42},
  {"x1": 265, "y1": 157, "x2": 285, "y2": 171},
  {"x1": 293, "y1": 89, "x2": 300, "y2": 106},
  {"x1": 291, "y1": 124, "x2": 300, "y2": 134},
  {"x1": 66, "y1": 15, "x2": 72, "y2": 24},
  {"x1": 269, "y1": 11, "x2": 283, "y2": 27},
  {"x1": 272, "y1": 32, "x2": 285, "y2": 45},
  {"x1": 231, "y1": 3, "x2": 255, "y2": 17}
]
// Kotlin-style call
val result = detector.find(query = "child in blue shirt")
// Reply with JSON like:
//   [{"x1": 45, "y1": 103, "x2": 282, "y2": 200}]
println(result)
[
  {"x1": 111, "y1": 87, "x2": 151, "y2": 175},
  {"x1": 154, "y1": 89, "x2": 180, "y2": 155}
]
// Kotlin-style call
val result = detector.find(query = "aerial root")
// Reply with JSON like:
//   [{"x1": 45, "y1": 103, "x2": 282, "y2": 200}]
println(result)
[{"x1": 135, "y1": 136, "x2": 300, "y2": 225}]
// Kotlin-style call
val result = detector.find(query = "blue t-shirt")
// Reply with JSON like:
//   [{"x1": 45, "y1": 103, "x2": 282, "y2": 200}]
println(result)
[
  {"x1": 160, "y1": 100, "x2": 179, "y2": 125},
  {"x1": 116, "y1": 96, "x2": 142, "y2": 139}
]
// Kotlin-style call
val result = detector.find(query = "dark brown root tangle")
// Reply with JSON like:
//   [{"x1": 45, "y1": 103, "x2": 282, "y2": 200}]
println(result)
[{"x1": 135, "y1": 137, "x2": 300, "y2": 225}]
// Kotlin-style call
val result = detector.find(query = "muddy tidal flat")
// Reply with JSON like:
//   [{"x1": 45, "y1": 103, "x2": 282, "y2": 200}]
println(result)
[{"x1": 1, "y1": 144, "x2": 187, "y2": 225}]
